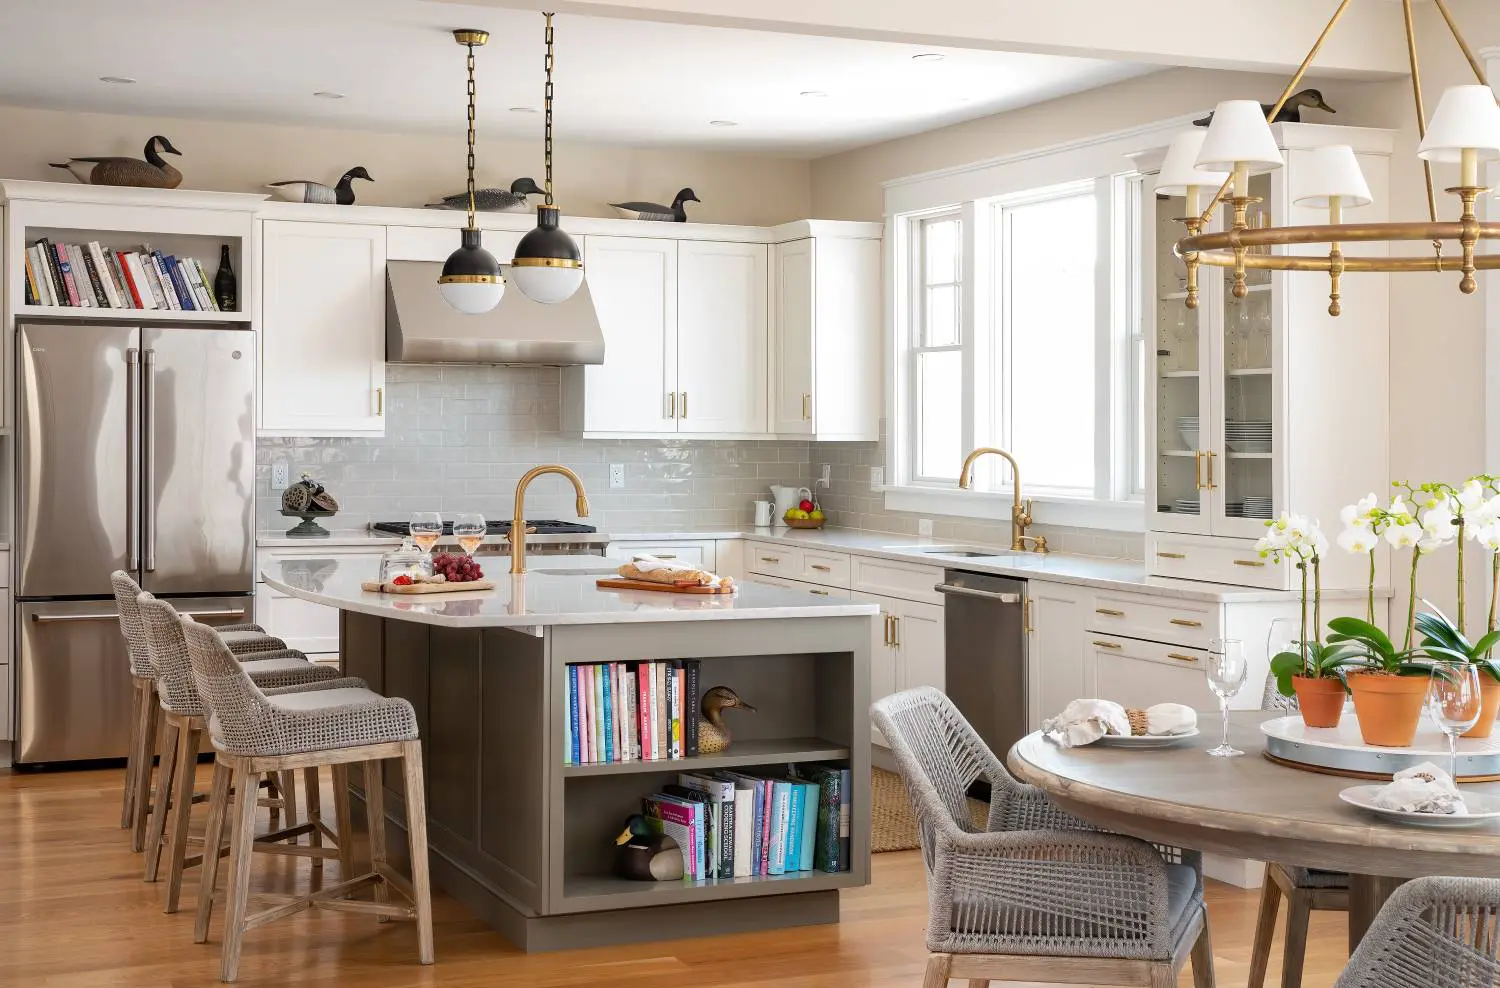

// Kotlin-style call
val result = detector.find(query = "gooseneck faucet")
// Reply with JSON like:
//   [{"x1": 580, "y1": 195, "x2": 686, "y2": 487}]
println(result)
[
  {"x1": 957, "y1": 447, "x2": 1048, "y2": 554},
  {"x1": 511, "y1": 465, "x2": 590, "y2": 574}
]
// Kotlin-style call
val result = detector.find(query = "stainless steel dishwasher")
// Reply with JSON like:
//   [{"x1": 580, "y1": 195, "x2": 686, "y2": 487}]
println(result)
[{"x1": 936, "y1": 569, "x2": 1030, "y2": 778}]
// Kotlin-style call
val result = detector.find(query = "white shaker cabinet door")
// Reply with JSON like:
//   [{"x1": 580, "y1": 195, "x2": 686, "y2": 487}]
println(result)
[
  {"x1": 855, "y1": 591, "x2": 899, "y2": 747},
  {"x1": 677, "y1": 241, "x2": 768, "y2": 434},
  {"x1": 578, "y1": 236, "x2": 678, "y2": 433},
  {"x1": 771, "y1": 239, "x2": 815, "y2": 434},
  {"x1": 260, "y1": 221, "x2": 386, "y2": 435},
  {"x1": 894, "y1": 599, "x2": 945, "y2": 694},
  {"x1": 1026, "y1": 581, "x2": 1088, "y2": 731}
]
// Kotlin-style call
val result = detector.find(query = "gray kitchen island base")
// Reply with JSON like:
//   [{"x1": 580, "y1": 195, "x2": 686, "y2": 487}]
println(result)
[{"x1": 338, "y1": 608, "x2": 871, "y2": 952}]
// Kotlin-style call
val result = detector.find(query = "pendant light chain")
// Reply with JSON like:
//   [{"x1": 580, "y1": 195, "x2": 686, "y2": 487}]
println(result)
[
  {"x1": 543, "y1": 12, "x2": 556, "y2": 207},
  {"x1": 465, "y1": 40, "x2": 479, "y2": 230}
]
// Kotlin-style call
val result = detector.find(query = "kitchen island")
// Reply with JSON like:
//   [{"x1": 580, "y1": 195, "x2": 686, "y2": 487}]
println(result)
[{"x1": 261, "y1": 556, "x2": 876, "y2": 951}]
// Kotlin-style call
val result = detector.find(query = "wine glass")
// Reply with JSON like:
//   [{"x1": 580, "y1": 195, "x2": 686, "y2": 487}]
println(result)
[
  {"x1": 452, "y1": 513, "x2": 486, "y2": 558},
  {"x1": 1264, "y1": 618, "x2": 1303, "y2": 713},
  {"x1": 1429, "y1": 662, "x2": 1483, "y2": 780},
  {"x1": 409, "y1": 511, "x2": 443, "y2": 555},
  {"x1": 1206, "y1": 638, "x2": 1248, "y2": 757}
]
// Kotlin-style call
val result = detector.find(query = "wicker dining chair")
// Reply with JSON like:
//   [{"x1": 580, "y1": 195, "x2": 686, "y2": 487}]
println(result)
[
  {"x1": 1249, "y1": 673, "x2": 1350, "y2": 988},
  {"x1": 1334, "y1": 877, "x2": 1500, "y2": 987},
  {"x1": 872, "y1": 687, "x2": 1215, "y2": 988}
]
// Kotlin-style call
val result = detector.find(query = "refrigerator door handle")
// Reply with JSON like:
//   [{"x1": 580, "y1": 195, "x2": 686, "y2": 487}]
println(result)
[
  {"x1": 142, "y1": 348, "x2": 156, "y2": 572},
  {"x1": 125, "y1": 348, "x2": 141, "y2": 571},
  {"x1": 29, "y1": 607, "x2": 248, "y2": 624}
]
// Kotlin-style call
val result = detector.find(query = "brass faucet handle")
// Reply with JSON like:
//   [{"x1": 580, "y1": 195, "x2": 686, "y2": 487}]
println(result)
[{"x1": 1015, "y1": 498, "x2": 1034, "y2": 528}]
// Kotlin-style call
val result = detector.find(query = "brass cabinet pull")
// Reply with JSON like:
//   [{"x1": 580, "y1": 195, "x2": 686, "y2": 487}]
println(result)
[
  {"x1": 1092, "y1": 640, "x2": 1123, "y2": 649},
  {"x1": 1170, "y1": 617, "x2": 1203, "y2": 628},
  {"x1": 801, "y1": 393, "x2": 812, "y2": 421},
  {"x1": 666, "y1": 392, "x2": 676, "y2": 419},
  {"x1": 376, "y1": 387, "x2": 384, "y2": 416},
  {"x1": 882, "y1": 613, "x2": 892, "y2": 646},
  {"x1": 1023, "y1": 598, "x2": 1035, "y2": 634},
  {"x1": 760, "y1": 556, "x2": 780, "y2": 564},
  {"x1": 680, "y1": 391, "x2": 687, "y2": 419},
  {"x1": 810, "y1": 589, "x2": 830, "y2": 596},
  {"x1": 1157, "y1": 551, "x2": 1186, "y2": 560},
  {"x1": 810, "y1": 563, "x2": 832, "y2": 572},
  {"x1": 654, "y1": 554, "x2": 677, "y2": 560},
  {"x1": 891, "y1": 615, "x2": 900, "y2": 648},
  {"x1": 1167, "y1": 652, "x2": 1198, "y2": 663},
  {"x1": 1193, "y1": 450, "x2": 1203, "y2": 491},
  {"x1": 1203, "y1": 450, "x2": 1218, "y2": 490},
  {"x1": 1233, "y1": 559, "x2": 1267, "y2": 568},
  {"x1": 1095, "y1": 607, "x2": 1125, "y2": 617}
]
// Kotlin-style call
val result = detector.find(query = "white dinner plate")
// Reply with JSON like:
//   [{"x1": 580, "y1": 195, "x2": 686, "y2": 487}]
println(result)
[
  {"x1": 1338, "y1": 785, "x2": 1500, "y2": 828},
  {"x1": 1096, "y1": 729, "x2": 1200, "y2": 749}
]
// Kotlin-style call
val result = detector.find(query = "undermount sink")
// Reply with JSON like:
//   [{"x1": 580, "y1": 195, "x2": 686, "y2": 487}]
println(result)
[
  {"x1": 529, "y1": 564, "x2": 620, "y2": 576},
  {"x1": 895, "y1": 545, "x2": 1011, "y2": 558}
]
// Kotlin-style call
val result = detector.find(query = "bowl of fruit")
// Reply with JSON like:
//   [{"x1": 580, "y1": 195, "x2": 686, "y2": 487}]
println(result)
[{"x1": 783, "y1": 497, "x2": 827, "y2": 529}]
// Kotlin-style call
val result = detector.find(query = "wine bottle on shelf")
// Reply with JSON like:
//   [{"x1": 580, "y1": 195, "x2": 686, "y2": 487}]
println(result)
[{"x1": 214, "y1": 244, "x2": 237, "y2": 311}]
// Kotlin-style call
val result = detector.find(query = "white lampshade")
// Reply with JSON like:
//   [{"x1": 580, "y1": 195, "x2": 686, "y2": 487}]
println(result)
[
  {"x1": 1196, "y1": 100, "x2": 1284, "y2": 174},
  {"x1": 1418, "y1": 85, "x2": 1500, "y2": 163},
  {"x1": 438, "y1": 279, "x2": 505, "y2": 315},
  {"x1": 1293, "y1": 145, "x2": 1372, "y2": 208},
  {"x1": 1156, "y1": 129, "x2": 1230, "y2": 195},
  {"x1": 511, "y1": 264, "x2": 585, "y2": 304}
]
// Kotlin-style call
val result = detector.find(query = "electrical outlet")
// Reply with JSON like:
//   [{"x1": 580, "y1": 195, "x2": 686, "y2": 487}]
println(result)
[
  {"x1": 271, "y1": 462, "x2": 290, "y2": 491},
  {"x1": 817, "y1": 463, "x2": 832, "y2": 488},
  {"x1": 869, "y1": 466, "x2": 884, "y2": 490},
  {"x1": 609, "y1": 463, "x2": 626, "y2": 489},
  {"x1": 918, "y1": 518, "x2": 934, "y2": 538}
]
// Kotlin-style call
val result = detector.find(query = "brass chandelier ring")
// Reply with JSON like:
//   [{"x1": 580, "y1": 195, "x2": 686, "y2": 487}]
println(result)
[{"x1": 1178, "y1": 221, "x2": 1500, "y2": 273}]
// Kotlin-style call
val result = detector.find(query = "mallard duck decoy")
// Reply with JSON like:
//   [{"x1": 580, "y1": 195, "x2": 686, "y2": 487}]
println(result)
[
  {"x1": 699, "y1": 685, "x2": 756, "y2": 754},
  {"x1": 425, "y1": 177, "x2": 544, "y2": 212},
  {"x1": 610, "y1": 187, "x2": 700, "y2": 222},
  {"x1": 266, "y1": 166, "x2": 373, "y2": 205},
  {"x1": 614, "y1": 814, "x2": 684, "y2": 881},
  {"x1": 50, "y1": 136, "x2": 183, "y2": 189},
  {"x1": 1194, "y1": 89, "x2": 1335, "y2": 127}
]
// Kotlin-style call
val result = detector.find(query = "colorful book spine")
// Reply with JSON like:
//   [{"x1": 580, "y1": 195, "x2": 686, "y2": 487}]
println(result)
[
  {"x1": 165, "y1": 255, "x2": 197, "y2": 311},
  {"x1": 37, "y1": 240, "x2": 66, "y2": 305},
  {"x1": 64, "y1": 245, "x2": 93, "y2": 306},
  {"x1": 671, "y1": 661, "x2": 685, "y2": 759},
  {"x1": 654, "y1": 663, "x2": 667, "y2": 760},
  {"x1": 108, "y1": 251, "x2": 136, "y2": 308},
  {"x1": 642, "y1": 796, "x2": 697, "y2": 883},
  {"x1": 80, "y1": 247, "x2": 108, "y2": 307},
  {"x1": 783, "y1": 782, "x2": 804, "y2": 871},
  {"x1": 796, "y1": 780, "x2": 819, "y2": 871},
  {"x1": 190, "y1": 258, "x2": 220, "y2": 310},
  {"x1": 625, "y1": 666, "x2": 638, "y2": 760},
  {"x1": 53, "y1": 244, "x2": 81, "y2": 307},
  {"x1": 565, "y1": 666, "x2": 577, "y2": 766},
  {"x1": 87, "y1": 242, "x2": 123, "y2": 308},
  {"x1": 731, "y1": 784, "x2": 753, "y2": 877},
  {"x1": 601, "y1": 662, "x2": 614, "y2": 764},
  {"x1": 124, "y1": 252, "x2": 159, "y2": 309},
  {"x1": 22, "y1": 250, "x2": 39, "y2": 305},
  {"x1": 684, "y1": 659, "x2": 701, "y2": 756},
  {"x1": 767, "y1": 782, "x2": 790, "y2": 875},
  {"x1": 26, "y1": 245, "x2": 52, "y2": 306}
]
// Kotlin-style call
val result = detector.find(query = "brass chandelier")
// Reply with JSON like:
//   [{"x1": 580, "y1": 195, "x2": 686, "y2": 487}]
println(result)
[{"x1": 1170, "y1": 0, "x2": 1500, "y2": 317}]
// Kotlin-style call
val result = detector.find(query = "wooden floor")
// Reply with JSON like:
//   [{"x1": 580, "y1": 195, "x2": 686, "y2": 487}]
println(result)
[{"x1": 0, "y1": 764, "x2": 1352, "y2": 987}]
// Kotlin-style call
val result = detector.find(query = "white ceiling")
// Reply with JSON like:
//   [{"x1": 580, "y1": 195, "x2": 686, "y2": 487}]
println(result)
[{"x1": 0, "y1": 0, "x2": 1158, "y2": 156}]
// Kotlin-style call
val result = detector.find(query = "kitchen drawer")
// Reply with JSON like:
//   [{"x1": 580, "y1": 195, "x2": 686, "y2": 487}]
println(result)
[
  {"x1": 1146, "y1": 533, "x2": 1290, "y2": 590},
  {"x1": 746, "y1": 542, "x2": 803, "y2": 580},
  {"x1": 606, "y1": 539, "x2": 716, "y2": 570},
  {"x1": 744, "y1": 573, "x2": 852, "y2": 599},
  {"x1": 1089, "y1": 635, "x2": 1209, "y2": 711},
  {"x1": 798, "y1": 549, "x2": 851, "y2": 588},
  {"x1": 852, "y1": 556, "x2": 943, "y2": 605},
  {"x1": 257, "y1": 587, "x2": 340, "y2": 655},
  {"x1": 1086, "y1": 591, "x2": 1217, "y2": 649}
]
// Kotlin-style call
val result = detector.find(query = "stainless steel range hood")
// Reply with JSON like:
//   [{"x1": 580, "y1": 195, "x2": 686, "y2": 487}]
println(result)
[{"x1": 385, "y1": 260, "x2": 605, "y2": 364}]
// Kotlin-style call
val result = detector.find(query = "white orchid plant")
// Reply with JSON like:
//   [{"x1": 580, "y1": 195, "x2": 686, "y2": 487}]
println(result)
[{"x1": 1257, "y1": 514, "x2": 1363, "y2": 692}]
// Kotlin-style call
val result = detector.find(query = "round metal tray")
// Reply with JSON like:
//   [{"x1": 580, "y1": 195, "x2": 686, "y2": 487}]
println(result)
[{"x1": 1260, "y1": 715, "x2": 1500, "y2": 783}]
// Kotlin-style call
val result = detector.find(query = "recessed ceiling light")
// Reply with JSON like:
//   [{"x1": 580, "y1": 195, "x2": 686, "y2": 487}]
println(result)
[
  {"x1": 800, "y1": 90, "x2": 828, "y2": 98},
  {"x1": 709, "y1": 120, "x2": 738, "y2": 127},
  {"x1": 98, "y1": 76, "x2": 136, "y2": 85},
  {"x1": 509, "y1": 106, "x2": 538, "y2": 113},
  {"x1": 313, "y1": 91, "x2": 346, "y2": 100},
  {"x1": 911, "y1": 53, "x2": 945, "y2": 62}
]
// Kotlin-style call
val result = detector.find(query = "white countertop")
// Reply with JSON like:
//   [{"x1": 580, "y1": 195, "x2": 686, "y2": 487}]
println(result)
[{"x1": 261, "y1": 555, "x2": 879, "y2": 631}]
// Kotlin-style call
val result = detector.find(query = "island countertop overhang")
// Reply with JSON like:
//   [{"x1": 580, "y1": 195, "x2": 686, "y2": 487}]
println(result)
[{"x1": 261, "y1": 556, "x2": 880, "y2": 630}]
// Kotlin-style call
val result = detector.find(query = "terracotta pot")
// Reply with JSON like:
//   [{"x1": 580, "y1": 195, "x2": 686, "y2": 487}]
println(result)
[
  {"x1": 1291, "y1": 675, "x2": 1346, "y2": 728},
  {"x1": 1462, "y1": 672, "x2": 1500, "y2": 739},
  {"x1": 1347, "y1": 672, "x2": 1429, "y2": 747}
]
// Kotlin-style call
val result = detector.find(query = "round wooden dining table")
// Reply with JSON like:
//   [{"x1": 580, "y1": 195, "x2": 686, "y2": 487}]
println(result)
[{"x1": 1007, "y1": 711, "x2": 1500, "y2": 951}]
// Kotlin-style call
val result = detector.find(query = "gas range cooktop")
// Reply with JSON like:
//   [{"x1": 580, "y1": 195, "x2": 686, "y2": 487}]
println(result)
[{"x1": 369, "y1": 520, "x2": 598, "y2": 537}]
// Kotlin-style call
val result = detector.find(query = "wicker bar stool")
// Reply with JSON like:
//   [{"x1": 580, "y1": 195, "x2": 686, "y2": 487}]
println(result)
[
  {"x1": 1334, "y1": 877, "x2": 1500, "y2": 986},
  {"x1": 137, "y1": 593, "x2": 356, "y2": 913},
  {"x1": 183, "y1": 617, "x2": 434, "y2": 983},
  {"x1": 111, "y1": 571, "x2": 292, "y2": 853}
]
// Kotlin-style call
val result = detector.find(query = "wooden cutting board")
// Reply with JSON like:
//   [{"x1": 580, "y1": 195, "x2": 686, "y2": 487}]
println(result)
[
  {"x1": 595, "y1": 578, "x2": 734, "y2": 595},
  {"x1": 361, "y1": 579, "x2": 496, "y2": 594}
]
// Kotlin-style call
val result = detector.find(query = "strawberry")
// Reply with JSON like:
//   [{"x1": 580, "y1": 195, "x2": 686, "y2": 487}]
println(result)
[{"x1": 391, "y1": 574, "x2": 414, "y2": 586}]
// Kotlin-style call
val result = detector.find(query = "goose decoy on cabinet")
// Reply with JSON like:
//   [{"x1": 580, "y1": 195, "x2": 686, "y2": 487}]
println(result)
[
  {"x1": 1193, "y1": 89, "x2": 1336, "y2": 127},
  {"x1": 50, "y1": 135, "x2": 183, "y2": 189},
  {"x1": 614, "y1": 814, "x2": 684, "y2": 881},
  {"x1": 610, "y1": 187, "x2": 700, "y2": 222},
  {"x1": 265, "y1": 166, "x2": 374, "y2": 205},
  {"x1": 698, "y1": 685, "x2": 756, "y2": 755},
  {"x1": 425, "y1": 177, "x2": 544, "y2": 212}
]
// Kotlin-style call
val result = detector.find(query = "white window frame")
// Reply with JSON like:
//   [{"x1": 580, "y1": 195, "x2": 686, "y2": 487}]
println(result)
[{"x1": 907, "y1": 209, "x2": 968, "y2": 484}]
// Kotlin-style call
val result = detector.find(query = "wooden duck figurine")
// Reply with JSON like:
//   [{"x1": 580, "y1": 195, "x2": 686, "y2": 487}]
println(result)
[
  {"x1": 614, "y1": 814, "x2": 684, "y2": 881},
  {"x1": 426, "y1": 177, "x2": 544, "y2": 212},
  {"x1": 1194, "y1": 89, "x2": 1335, "y2": 127},
  {"x1": 266, "y1": 166, "x2": 373, "y2": 205},
  {"x1": 699, "y1": 685, "x2": 756, "y2": 754},
  {"x1": 50, "y1": 136, "x2": 183, "y2": 189},
  {"x1": 610, "y1": 187, "x2": 700, "y2": 222}
]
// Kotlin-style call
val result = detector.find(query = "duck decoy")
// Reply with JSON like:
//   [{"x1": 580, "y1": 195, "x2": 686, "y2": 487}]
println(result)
[
  {"x1": 266, "y1": 166, "x2": 373, "y2": 205},
  {"x1": 614, "y1": 814, "x2": 684, "y2": 881},
  {"x1": 698, "y1": 685, "x2": 756, "y2": 754},
  {"x1": 1194, "y1": 89, "x2": 1335, "y2": 127},
  {"x1": 425, "y1": 177, "x2": 544, "y2": 212},
  {"x1": 50, "y1": 136, "x2": 183, "y2": 189},
  {"x1": 610, "y1": 187, "x2": 700, "y2": 222}
]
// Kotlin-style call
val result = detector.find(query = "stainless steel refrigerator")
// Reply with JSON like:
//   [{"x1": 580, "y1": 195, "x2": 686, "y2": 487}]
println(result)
[{"x1": 15, "y1": 321, "x2": 256, "y2": 764}]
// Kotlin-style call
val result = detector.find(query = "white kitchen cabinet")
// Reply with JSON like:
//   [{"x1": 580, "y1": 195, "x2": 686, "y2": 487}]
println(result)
[
  {"x1": 259, "y1": 221, "x2": 386, "y2": 436},
  {"x1": 858, "y1": 590, "x2": 944, "y2": 747},
  {"x1": 745, "y1": 573, "x2": 851, "y2": 599},
  {"x1": 1026, "y1": 580, "x2": 1088, "y2": 730},
  {"x1": 1090, "y1": 636, "x2": 1210, "y2": 711},
  {"x1": 257, "y1": 586, "x2": 341, "y2": 658},
  {"x1": 770, "y1": 235, "x2": 880, "y2": 440},
  {"x1": 677, "y1": 241, "x2": 768, "y2": 434},
  {"x1": 855, "y1": 590, "x2": 899, "y2": 747},
  {"x1": 606, "y1": 539, "x2": 717, "y2": 570}
]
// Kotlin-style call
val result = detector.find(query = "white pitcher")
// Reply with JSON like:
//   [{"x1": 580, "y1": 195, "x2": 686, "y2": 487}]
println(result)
[{"x1": 769, "y1": 485, "x2": 813, "y2": 525}]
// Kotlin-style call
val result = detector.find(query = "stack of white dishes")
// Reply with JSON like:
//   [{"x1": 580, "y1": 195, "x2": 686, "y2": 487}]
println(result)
[
  {"x1": 1227, "y1": 496, "x2": 1274, "y2": 519},
  {"x1": 1173, "y1": 497, "x2": 1200, "y2": 515},
  {"x1": 1226, "y1": 420, "x2": 1272, "y2": 452},
  {"x1": 1177, "y1": 416, "x2": 1200, "y2": 450}
]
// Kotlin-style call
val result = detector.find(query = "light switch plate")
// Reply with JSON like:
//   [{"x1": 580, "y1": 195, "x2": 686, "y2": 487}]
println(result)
[
  {"x1": 817, "y1": 463, "x2": 832, "y2": 488},
  {"x1": 271, "y1": 462, "x2": 290, "y2": 491},
  {"x1": 609, "y1": 464, "x2": 626, "y2": 489},
  {"x1": 869, "y1": 466, "x2": 883, "y2": 490},
  {"x1": 918, "y1": 518, "x2": 934, "y2": 537}
]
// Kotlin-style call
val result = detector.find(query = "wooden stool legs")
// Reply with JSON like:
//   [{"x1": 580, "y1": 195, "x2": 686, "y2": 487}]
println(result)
[
  {"x1": 142, "y1": 715, "x2": 182, "y2": 882},
  {"x1": 125, "y1": 678, "x2": 159, "y2": 852},
  {"x1": 1247, "y1": 864, "x2": 1350, "y2": 988}
]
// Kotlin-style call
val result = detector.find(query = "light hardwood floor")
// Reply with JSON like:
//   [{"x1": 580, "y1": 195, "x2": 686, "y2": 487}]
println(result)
[{"x1": 0, "y1": 765, "x2": 1351, "y2": 987}]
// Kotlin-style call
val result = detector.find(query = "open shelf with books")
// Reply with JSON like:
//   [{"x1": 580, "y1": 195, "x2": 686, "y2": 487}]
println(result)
[
  {"x1": 20, "y1": 227, "x2": 243, "y2": 318},
  {"x1": 561, "y1": 737, "x2": 850, "y2": 777}
]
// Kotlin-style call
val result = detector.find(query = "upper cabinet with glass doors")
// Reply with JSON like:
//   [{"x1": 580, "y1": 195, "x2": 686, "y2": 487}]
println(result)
[{"x1": 1143, "y1": 123, "x2": 1395, "y2": 591}]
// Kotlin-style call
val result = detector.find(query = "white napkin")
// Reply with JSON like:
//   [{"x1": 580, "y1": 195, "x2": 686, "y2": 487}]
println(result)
[
  {"x1": 1044, "y1": 699, "x2": 1130, "y2": 748},
  {"x1": 1145, "y1": 703, "x2": 1197, "y2": 736},
  {"x1": 1372, "y1": 761, "x2": 1467, "y2": 815}
]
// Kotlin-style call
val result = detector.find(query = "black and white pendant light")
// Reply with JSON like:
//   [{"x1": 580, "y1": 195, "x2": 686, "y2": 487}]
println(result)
[
  {"x1": 511, "y1": 12, "x2": 584, "y2": 305},
  {"x1": 438, "y1": 29, "x2": 505, "y2": 315}
]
